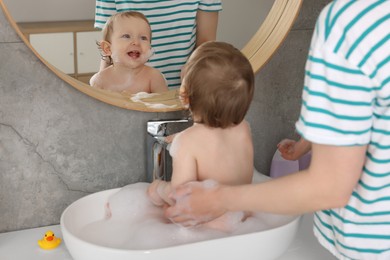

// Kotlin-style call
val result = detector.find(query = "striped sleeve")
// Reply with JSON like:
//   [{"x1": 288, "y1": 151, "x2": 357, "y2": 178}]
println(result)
[
  {"x1": 199, "y1": 0, "x2": 223, "y2": 12},
  {"x1": 296, "y1": 0, "x2": 389, "y2": 146},
  {"x1": 296, "y1": 0, "x2": 390, "y2": 259},
  {"x1": 296, "y1": 49, "x2": 375, "y2": 146},
  {"x1": 94, "y1": 0, "x2": 116, "y2": 29}
]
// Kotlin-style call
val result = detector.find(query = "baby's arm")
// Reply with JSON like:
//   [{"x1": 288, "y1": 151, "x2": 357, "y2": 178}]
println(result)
[
  {"x1": 150, "y1": 69, "x2": 168, "y2": 93},
  {"x1": 196, "y1": 10, "x2": 219, "y2": 47},
  {"x1": 169, "y1": 131, "x2": 197, "y2": 187},
  {"x1": 147, "y1": 179, "x2": 174, "y2": 206},
  {"x1": 147, "y1": 131, "x2": 197, "y2": 207}
]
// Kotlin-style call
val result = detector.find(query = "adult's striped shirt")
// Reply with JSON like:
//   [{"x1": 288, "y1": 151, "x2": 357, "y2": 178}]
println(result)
[
  {"x1": 95, "y1": 0, "x2": 222, "y2": 88},
  {"x1": 296, "y1": 0, "x2": 390, "y2": 259}
]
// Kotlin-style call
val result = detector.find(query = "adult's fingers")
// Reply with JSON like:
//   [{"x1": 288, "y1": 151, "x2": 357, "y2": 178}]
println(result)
[
  {"x1": 168, "y1": 212, "x2": 203, "y2": 227},
  {"x1": 168, "y1": 182, "x2": 194, "y2": 201}
]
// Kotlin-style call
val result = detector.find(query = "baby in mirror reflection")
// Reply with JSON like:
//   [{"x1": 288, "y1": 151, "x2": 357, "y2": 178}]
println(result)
[
  {"x1": 90, "y1": 11, "x2": 168, "y2": 94},
  {"x1": 147, "y1": 41, "x2": 255, "y2": 231}
]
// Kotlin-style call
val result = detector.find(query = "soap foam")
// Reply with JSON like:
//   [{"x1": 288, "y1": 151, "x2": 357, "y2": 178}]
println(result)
[
  {"x1": 78, "y1": 182, "x2": 296, "y2": 250},
  {"x1": 130, "y1": 92, "x2": 178, "y2": 109}
]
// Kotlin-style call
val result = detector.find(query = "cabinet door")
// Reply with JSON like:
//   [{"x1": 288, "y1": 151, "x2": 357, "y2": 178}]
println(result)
[
  {"x1": 29, "y1": 32, "x2": 75, "y2": 74},
  {"x1": 76, "y1": 31, "x2": 102, "y2": 74}
]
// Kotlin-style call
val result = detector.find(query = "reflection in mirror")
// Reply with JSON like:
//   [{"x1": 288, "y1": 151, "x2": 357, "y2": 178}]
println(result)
[
  {"x1": 3, "y1": 0, "x2": 273, "y2": 87},
  {"x1": 1, "y1": 0, "x2": 302, "y2": 112},
  {"x1": 94, "y1": 1, "x2": 223, "y2": 89},
  {"x1": 217, "y1": 0, "x2": 273, "y2": 50},
  {"x1": 4, "y1": 0, "x2": 100, "y2": 85},
  {"x1": 89, "y1": 11, "x2": 169, "y2": 95}
]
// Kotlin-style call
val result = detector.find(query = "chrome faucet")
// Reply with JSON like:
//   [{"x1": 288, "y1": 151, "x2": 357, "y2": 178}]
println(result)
[{"x1": 146, "y1": 118, "x2": 192, "y2": 182}]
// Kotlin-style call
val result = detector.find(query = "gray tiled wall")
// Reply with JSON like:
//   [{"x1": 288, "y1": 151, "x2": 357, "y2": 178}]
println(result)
[{"x1": 0, "y1": 0, "x2": 330, "y2": 232}]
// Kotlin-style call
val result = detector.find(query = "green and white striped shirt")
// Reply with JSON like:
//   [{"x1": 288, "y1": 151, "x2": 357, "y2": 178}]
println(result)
[
  {"x1": 95, "y1": 0, "x2": 222, "y2": 88},
  {"x1": 296, "y1": 0, "x2": 390, "y2": 259}
]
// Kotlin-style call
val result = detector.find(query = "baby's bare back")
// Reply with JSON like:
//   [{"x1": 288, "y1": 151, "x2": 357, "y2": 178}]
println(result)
[
  {"x1": 169, "y1": 121, "x2": 254, "y2": 232},
  {"x1": 181, "y1": 121, "x2": 254, "y2": 185},
  {"x1": 199, "y1": 122, "x2": 253, "y2": 184}
]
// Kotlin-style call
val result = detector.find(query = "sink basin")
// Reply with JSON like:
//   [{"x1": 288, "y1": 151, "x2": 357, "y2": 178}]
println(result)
[{"x1": 61, "y1": 171, "x2": 301, "y2": 260}]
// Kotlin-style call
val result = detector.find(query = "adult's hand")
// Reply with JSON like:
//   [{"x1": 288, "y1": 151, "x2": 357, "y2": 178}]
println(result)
[{"x1": 164, "y1": 180, "x2": 227, "y2": 227}]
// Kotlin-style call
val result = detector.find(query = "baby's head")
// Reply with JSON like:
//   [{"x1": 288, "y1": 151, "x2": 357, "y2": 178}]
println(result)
[
  {"x1": 181, "y1": 41, "x2": 254, "y2": 128},
  {"x1": 103, "y1": 11, "x2": 151, "y2": 43},
  {"x1": 99, "y1": 11, "x2": 152, "y2": 65}
]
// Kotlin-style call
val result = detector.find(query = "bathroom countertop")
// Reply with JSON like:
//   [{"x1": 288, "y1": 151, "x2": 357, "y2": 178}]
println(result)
[
  {"x1": 0, "y1": 214, "x2": 335, "y2": 260},
  {"x1": 0, "y1": 225, "x2": 72, "y2": 260}
]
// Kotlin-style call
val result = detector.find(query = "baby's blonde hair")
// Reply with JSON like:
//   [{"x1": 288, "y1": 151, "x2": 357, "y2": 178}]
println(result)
[{"x1": 182, "y1": 41, "x2": 254, "y2": 128}]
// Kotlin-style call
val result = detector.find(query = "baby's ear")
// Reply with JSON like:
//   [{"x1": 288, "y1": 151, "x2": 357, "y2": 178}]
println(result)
[
  {"x1": 179, "y1": 86, "x2": 190, "y2": 107},
  {"x1": 100, "y1": 40, "x2": 112, "y2": 55}
]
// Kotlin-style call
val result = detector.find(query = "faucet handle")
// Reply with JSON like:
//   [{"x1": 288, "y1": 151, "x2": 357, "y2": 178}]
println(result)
[{"x1": 147, "y1": 118, "x2": 190, "y2": 137}]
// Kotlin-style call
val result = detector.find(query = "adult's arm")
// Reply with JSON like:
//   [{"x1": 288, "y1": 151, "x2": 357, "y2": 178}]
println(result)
[
  {"x1": 165, "y1": 143, "x2": 366, "y2": 225},
  {"x1": 196, "y1": 10, "x2": 219, "y2": 47}
]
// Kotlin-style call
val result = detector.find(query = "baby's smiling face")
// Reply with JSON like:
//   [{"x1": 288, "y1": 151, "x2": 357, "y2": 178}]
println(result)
[{"x1": 109, "y1": 16, "x2": 152, "y2": 68}]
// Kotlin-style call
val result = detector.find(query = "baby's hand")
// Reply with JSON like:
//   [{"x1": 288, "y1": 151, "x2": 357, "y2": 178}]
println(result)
[
  {"x1": 164, "y1": 134, "x2": 176, "y2": 144},
  {"x1": 277, "y1": 139, "x2": 298, "y2": 160},
  {"x1": 147, "y1": 180, "x2": 165, "y2": 206}
]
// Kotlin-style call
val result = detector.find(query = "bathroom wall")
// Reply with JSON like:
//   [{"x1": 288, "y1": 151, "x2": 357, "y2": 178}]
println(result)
[{"x1": 0, "y1": 0, "x2": 331, "y2": 233}]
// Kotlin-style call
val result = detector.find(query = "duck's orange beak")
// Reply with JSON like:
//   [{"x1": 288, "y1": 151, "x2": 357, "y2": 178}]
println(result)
[{"x1": 46, "y1": 236, "x2": 54, "y2": 241}]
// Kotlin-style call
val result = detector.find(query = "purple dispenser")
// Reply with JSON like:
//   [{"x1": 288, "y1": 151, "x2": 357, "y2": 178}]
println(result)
[{"x1": 269, "y1": 150, "x2": 312, "y2": 178}]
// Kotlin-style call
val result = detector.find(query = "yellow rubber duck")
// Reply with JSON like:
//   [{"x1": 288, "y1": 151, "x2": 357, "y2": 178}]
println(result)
[{"x1": 38, "y1": 230, "x2": 61, "y2": 250}]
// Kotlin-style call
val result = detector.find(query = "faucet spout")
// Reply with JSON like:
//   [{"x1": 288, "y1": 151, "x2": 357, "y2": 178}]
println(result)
[{"x1": 146, "y1": 118, "x2": 192, "y2": 182}]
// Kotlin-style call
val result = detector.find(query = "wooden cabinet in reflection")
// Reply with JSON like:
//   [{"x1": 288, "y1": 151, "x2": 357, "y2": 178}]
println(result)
[{"x1": 18, "y1": 20, "x2": 101, "y2": 84}]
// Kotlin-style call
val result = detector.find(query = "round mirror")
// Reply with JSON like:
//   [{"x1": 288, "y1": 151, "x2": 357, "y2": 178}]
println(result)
[{"x1": 0, "y1": 0, "x2": 302, "y2": 112}]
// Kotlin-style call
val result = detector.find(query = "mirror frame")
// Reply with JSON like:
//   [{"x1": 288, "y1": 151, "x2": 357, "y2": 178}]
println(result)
[{"x1": 0, "y1": 0, "x2": 302, "y2": 112}]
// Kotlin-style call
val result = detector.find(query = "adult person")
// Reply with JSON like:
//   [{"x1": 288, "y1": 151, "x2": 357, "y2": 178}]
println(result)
[
  {"x1": 165, "y1": 1, "x2": 390, "y2": 259},
  {"x1": 94, "y1": 0, "x2": 222, "y2": 88}
]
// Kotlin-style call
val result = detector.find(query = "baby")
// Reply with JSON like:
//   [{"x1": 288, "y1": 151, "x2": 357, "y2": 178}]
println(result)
[
  {"x1": 147, "y1": 41, "x2": 255, "y2": 232},
  {"x1": 90, "y1": 11, "x2": 168, "y2": 94}
]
